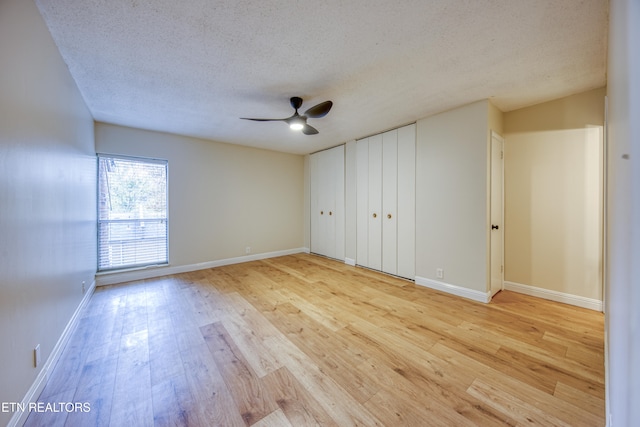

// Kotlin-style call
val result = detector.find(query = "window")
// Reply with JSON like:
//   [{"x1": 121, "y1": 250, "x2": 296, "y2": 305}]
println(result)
[{"x1": 97, "y1": 154, "x2": 168, "y2": 271}]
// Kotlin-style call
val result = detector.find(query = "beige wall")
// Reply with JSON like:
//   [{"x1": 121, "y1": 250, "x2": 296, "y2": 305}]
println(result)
[
  {"x1": 96, "y1": 123, "x2": 305, "y2": 271},
  {"x1": 416, "y1": 100, "x2": 490, "y2": 293},
  {"x1": 504, "y1": 88, "x2": 605, "y2": 300},
  {"x1": 0, "y1": 0, "x2": 96, "y2": 425}
]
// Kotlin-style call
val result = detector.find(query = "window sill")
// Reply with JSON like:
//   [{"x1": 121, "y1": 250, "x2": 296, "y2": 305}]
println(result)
[{"x1": 96, "y1": 263, "x2": 170, "y2": 276}]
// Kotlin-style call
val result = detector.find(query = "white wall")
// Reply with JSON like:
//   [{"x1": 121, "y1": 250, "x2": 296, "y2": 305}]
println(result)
[
  {"x1": 0, "y1": 0, "x2": 96, "y2": 425},
  {"x1": 415, "y1": 100, "x2": 490, "y2": 296},
  {"x1": 606, "y1": 0, "x2": 640, "y2": 425},
  {"x1": 95, "y1": 123, "x2": 305, "y2": 279}
]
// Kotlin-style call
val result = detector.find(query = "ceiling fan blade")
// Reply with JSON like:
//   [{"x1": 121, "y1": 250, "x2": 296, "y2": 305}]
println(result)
[
  {"x1": 240, "y1": 117, "x2": 287, "y2": 122},
  {"x1": 302, "y1": 124, "x2": 319, "y2": 135},
  {"x1": 304, "y1": 101, "x2": 333, "y2": 118}
]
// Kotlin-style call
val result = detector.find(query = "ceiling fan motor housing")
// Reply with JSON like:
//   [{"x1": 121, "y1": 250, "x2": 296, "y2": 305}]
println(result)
[{"x1": 290, "y1": 97, "x2": 303, "y2": 111}]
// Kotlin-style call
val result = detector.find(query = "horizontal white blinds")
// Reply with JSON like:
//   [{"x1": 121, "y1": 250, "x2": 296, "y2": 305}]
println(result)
[{"x1": 98, "y1": 155, "x2": 168, "y2": 271}]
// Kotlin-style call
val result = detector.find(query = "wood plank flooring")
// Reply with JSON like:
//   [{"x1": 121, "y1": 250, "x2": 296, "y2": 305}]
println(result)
[{"x1": 24, "y1": 254, "x2": 605, "y2": 426}]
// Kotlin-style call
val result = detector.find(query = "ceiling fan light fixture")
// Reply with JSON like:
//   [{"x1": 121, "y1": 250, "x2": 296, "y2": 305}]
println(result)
[{"x1": 289, "y1": 118, "x2": 304, "y2": 130}]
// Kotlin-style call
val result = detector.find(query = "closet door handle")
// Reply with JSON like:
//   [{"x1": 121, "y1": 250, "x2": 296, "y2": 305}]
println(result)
[
  {"x1": 372, "y1": 213, "x2": 377, "y2": 218},
  {"x1": 320, "y1": 211, "x2": 324, "y2": 215},
  {"x1": 329, "y1": 211, "x2": 333, "y2": 216},
  {"x1": 387, "y1": 213, "x2": 392, "y2": 219},
  {"x1": 492, "y1": 224, "x2": 499, "y2": 230}
]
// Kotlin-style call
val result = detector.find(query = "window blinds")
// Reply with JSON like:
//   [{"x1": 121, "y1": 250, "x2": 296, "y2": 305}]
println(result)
[{"x1": 97, "y1": 154, "x2": 168, "y2": 271}]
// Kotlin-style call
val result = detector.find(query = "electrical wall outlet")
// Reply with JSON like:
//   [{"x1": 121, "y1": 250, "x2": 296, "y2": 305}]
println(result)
[
  {"x1": 34, "y1": 344, "x2": 41, "y2": 368},
  {"x1": 245, "y1": 247, "x2": 251, "y2": 254},
  {"x1": 436, "y1": 268, "x2": 444, "y2": 279}
]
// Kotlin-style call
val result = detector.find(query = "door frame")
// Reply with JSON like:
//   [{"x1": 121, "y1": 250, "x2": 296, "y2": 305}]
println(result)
[{"x1": 490, "y1": 130, "x2": 505, "y2": 298}]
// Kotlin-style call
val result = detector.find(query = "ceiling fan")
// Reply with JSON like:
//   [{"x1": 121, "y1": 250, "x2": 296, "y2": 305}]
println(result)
[{"x1": 241, "y1": 97, "x2": 333, "y2": 135}]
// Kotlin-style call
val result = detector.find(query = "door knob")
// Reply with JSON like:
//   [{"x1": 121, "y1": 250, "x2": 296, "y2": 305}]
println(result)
[
  {"x1": 320, "y1": 211, "x2": 324, "y2": 215},
  {"x1": 387, "y1": 213, "x2": 392, "y2": 219},
  {"x1": 329, "y1": 211, "x2": 333, "y2": 216},
  {"x1": 492, "y1": 224, "x2": 499, "y2": 230},
  {"x1": 372, "y1": 213, "x2": 377, "y2": 218}
]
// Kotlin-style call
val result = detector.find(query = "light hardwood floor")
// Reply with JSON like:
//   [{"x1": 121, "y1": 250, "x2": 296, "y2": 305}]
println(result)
[{"x1": 24, "y1": 254, "x2": 605, "y2": 426}]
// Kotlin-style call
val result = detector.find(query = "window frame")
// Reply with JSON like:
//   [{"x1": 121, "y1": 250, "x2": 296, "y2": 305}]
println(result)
[{"x1": 97, "y1": 153, "x2": 169, "y2": 272}]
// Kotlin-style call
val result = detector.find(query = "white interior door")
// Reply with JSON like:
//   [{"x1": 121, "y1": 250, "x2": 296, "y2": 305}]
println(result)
[
  {"x1": 382, "y1": 130, "x2": 398, "y2": 275},
  {"x1": 490, "y1": 131, "x2": 504, "y2": 297},
  {"x1": 367, "y1": 134, "x2": 383, "y2": 271}
]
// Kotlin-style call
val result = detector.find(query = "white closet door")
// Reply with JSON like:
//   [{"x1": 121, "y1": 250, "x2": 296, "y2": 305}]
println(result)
[
  {"x1": 310, "y1": 153, "x2": 322, "y2": 255},
  {"x1": 356, "y1": 139, "x2": 369, "y2": 266},
  {"x1": 310, "y1": 146, "x2": 345, "y2": 260},
  {"x1": 331, "y1": 145, "x2": 345, "y2": 261},
  {"x1": 367, "y1": 134, "x2": 383, "y2": 271},
  {"x1": 320, "y1": 149, "x2": 333, "y2": 257},
  {"x1": 382, "y1": 129, "x2": 398, "y2": 275},
  {"x1": 397, "y1": 124, "x2": 416, "y2": 279},
  {"x1": 354, "y1": 124, "x2": 415, "y2": 279}
]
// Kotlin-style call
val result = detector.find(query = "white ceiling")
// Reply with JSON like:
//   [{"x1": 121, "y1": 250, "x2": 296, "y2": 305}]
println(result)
[{"x1": 35, "y1": 0, "x2": 608, "y2": 155}]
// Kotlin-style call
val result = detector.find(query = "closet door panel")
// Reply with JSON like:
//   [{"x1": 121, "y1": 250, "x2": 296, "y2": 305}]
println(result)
[
  {"x1": 367, "y1": 134, "x2": 383, "y2": 271},
  {"x1": 320, "y1": 150, "x2": 332, "y2": 257},
  {"x1": 332, "y1": 145, "x2": 345, "y2": 260},
  {"x1": 382, "y1": 129, "x2": 398, "y2": 275},
  {"x1": 310, "y1": 146, "x2": 345, "y2": 260},
  {"x1": 356, "y1": 139, "x2": 369, "y2": 266},
  {"x1": 310, "y1": 153, "x2": 322, "y2": 255},
  {"x1": 397, "y1": 124, "x2": 416, "y2": 279}
]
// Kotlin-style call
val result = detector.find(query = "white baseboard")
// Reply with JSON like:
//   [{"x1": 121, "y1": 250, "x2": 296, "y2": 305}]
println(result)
[
  {"x1": 96, "y1": 247, "x2": 308, "y2": 286},
  {"x1": 344, "y1": 258, "x2": 356, "y2": 266},
  {"x1": 415, "y1": 276, "x2": 491, "y2": 303},
  {"x1": 504, "y1": 281, "x2": 603, "y2": 311},
  {"x1": 8, "y1": 280, "x2": 97, "y2": 427}
]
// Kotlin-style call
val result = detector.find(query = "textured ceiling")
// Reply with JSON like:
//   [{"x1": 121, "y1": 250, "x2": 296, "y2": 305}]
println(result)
[{"x1": 35, "y1": 0, "x2": 608, "y2": 155}]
